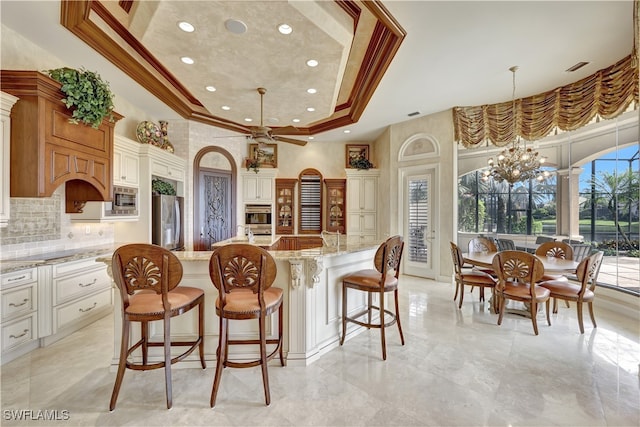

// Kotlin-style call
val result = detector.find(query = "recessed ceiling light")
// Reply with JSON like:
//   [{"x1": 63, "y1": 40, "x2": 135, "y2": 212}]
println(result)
[
  {"x1": 244, "y1": 118, "x2": 252, "y2": 122},
  {"x1": 268, "y1": 117, "x2": 279, "y2": 124},
  {"x1": 306, "y1": 107, "x2": 315, "y2": 112},
  {"x1": 343, "y1": 130, "x2": 351, "y2": 134},
  {"x1": 180, "y1": 56, "x2": 194, "y2": 65},
  {"x1": 292, "y1": 118, "x2": 301, "y2": 123},
  {"x1": 225, "y1": 19, "x2": 247, "y2": 34},
  {"x1": 308, "y1": 136, "x2": 314, "y2": 140},
  {"x1": 205, "y1": 86, "x2": 216, "y2": 92},
  {"x1": 178, "y1": 21, "x2": 195, "y2": 32},
  {"x1": 307, "y1": 88, "x2": 317, "y2": 94},
  {"x1": 278, "y1": 24, "x2": 292, "y2": 35},
  {"x1": 306, "y1": 59, "x2": 318, "y2": 67},
  {"x1": 221, "y1": 105, "x2": 231, "y2": 111}
]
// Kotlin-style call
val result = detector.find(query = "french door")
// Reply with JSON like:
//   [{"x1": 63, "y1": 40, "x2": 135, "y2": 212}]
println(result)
[{"x1": 400, "y1": 166, "x2": 438, "y2": 278}]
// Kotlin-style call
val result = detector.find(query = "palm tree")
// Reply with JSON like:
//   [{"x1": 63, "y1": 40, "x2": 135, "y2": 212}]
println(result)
[{"x1": 583, "y1": 169, "x2": 639, "y2": 247}]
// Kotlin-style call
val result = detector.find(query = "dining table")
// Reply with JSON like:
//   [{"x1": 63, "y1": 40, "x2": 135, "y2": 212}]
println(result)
[
  {"x1": 463, "y1": 250, "x2": 579, "y2": 318},
  {"x1": 463, "y1": 251, "x2": 579, "y2": 274}
]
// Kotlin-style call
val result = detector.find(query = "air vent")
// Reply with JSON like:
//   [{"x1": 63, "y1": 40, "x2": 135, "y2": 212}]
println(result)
[
  {"x1": 407, "y1": 111, "x2": 420, "y2": 117},
  {"x1": 566, "y1": 62, "x2": 589, "y2": 72}
]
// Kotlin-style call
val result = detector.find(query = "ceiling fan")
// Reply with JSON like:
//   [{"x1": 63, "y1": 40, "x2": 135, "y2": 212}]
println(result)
[{"x1": 245, "y1": 87, "x2": 307, "y2": 146}]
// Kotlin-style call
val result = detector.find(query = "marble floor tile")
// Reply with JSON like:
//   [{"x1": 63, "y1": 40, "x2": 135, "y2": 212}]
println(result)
[{"x1": 1, "y1": 276, "x2": 638, "y2": 426}]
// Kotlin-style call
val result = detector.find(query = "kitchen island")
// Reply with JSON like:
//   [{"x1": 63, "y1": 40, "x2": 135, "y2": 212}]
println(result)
[{"x1": 99, "y1": 236, "x2": 381, "y2": 367}]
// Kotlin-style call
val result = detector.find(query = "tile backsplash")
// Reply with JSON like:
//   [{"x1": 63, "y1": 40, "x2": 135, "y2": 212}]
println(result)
[{"x1": 0, "y1": 187, "x2": 114, "y2": 259}]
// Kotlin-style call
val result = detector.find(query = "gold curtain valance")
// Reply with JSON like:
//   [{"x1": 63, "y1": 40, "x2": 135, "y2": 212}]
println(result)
[{"x1": 453, "y1": 53, "x2": 639, "y2": 148}]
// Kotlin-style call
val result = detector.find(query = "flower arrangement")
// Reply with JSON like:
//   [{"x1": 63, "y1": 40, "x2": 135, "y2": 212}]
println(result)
[
  {"x1": 245, "y1": 157, "x2": 260, "y2": 173},
  {"x1": 46, "y1": 67, "x2": 115, "y2": 129},
  {"x1": 349, "y1": 157, "x2": 374, "y2": 170}
]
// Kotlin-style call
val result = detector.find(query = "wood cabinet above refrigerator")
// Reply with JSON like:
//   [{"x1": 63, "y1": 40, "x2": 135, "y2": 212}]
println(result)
[{"x1": 0, "y1": 70, "x2": 122, "y2": 213}]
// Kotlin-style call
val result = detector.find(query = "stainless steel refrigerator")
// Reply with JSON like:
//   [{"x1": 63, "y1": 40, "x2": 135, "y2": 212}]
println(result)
[{"x1": 152, "y1": 195, "x2": 184, "y2": 251}]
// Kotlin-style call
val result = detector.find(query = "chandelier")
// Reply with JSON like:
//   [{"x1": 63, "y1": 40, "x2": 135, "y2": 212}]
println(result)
[{"x1": 483, "y1": 66, "x2": 549, "y2": 185}]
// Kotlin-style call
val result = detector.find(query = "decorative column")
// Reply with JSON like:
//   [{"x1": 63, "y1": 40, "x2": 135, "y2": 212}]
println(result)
[{"x1": 555, "y1": 167, "x2": 582, "y2": 239}]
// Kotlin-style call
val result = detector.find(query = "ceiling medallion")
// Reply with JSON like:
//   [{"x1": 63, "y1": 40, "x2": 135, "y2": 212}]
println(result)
[{"x1": 483, "y1": 66, "x2": 549, "y2": 185}]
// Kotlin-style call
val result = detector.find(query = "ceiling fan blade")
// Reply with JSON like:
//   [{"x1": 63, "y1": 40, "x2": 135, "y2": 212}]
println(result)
[
  {"x1": 271, "y1": 125, "x2": 299, "y2": 135},
  {"x1": 274, "y1": 136, "x2": 308, "y2": 146}
]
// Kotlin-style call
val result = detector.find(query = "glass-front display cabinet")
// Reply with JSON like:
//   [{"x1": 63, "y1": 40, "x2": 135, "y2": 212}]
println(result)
[
  {"x1": 275, "y1": 178, "x2": 296, "y2": 234},
  {"x1": 324, "y1": 179, "x2": 346, "y2": 233}
]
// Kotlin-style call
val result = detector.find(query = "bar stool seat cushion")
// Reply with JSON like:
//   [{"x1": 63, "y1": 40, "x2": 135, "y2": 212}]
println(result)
[
  {"x1": 216, "y1": 288, "x2": 283, "y2": 316},
  {"x1": 344, "y1": 269, "x2": 398, "y2": 291},
  {"x1": 126, "y1": 287, "x2": 204, "y2": 316}
]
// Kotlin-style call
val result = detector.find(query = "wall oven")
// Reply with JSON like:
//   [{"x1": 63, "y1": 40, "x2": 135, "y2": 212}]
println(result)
[{"x1": 245, "y1": 204, "x2": 272, "y2": 235}]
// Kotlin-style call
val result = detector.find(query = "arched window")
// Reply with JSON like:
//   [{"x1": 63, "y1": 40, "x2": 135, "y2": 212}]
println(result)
[
  {"x1": 298, "y1": 168, "x2": 323, "y2": 234},
  {"x1": 458, "y1": 168, "x2": 557, "y2": 235}
]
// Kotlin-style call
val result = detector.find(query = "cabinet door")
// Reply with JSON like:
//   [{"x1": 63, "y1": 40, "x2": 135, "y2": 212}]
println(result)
[
  {"x1": 347, "y1": 177, "x2": 362, "y2": 210},
  {"x1": 151, "y1": 159, "x2": 184, "y2": 182},
  {"x1": 361, "y1": 177, "x2": 377, "y2": 211},
  {"x1": 244, "y1": 175, "x2": 273, "y2": 202},
  {"x1": 114, "y1": 150, "x2": 139, "y2": 187},
  {"x1": 258, "y1": 177, "x2": 273, "y2": 200}
]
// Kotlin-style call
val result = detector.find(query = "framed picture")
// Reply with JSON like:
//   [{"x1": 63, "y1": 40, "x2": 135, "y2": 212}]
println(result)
[
  {"x1": 346, "y1": 144, "x2": 370, "y2": 168},
  {"x1": 249, "y1": 143, "x2": 278, "y2": 168}
]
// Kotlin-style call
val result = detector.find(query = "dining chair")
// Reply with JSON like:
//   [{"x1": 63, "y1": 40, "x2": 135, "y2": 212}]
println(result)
[
  {"x1": 467, "y1": 236, "x2": 498, "y2": 285},
  {"x1": 208, "y1": 243, "x2": 284, "y2": 407},
  {"x1": 340, "y1": 235, "x2": 404, "y2": 360},
  {"x1": 540, "y1": 251, "x2": 604, "y2": 333},
  {"x1": 468, "y1": 237, "x2": 497, "y2": 253},
  {"x1": 571, "y1": 243, "x2": 593, "y2": 263},
  {"x1": 450, "y1": 242, "x2": 497, "y2": 311},
  {"x1": 535, "y1": 241, "x2": 574, "y2": 282},
  {"x1": 535, "y1": 236, "x2": 555, "y2": 244},
  {"x1": 495, "y1": 238, "x2": 516, "y2": 251},
  {"x1": 492, "y1": 250, "x2": 550, "y2": 335},
  {"x1": 110, "y1": 244, "x2": 206, "y2": 410}
]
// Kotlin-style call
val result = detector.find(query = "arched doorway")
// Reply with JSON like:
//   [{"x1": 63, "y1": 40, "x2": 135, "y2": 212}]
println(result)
[{"x1": 193, "y1": 147, "x2": 237, "y2": 250}]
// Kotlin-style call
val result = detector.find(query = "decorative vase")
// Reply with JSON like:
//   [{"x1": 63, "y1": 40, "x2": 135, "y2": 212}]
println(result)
[{"x1": 158, "y1": 120, "x2": 175, "y2": 153}]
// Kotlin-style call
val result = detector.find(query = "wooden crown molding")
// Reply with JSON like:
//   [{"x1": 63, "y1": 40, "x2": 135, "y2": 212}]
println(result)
[{"x1": 60, "y1": 0, "x2": 405, "y2": 137}]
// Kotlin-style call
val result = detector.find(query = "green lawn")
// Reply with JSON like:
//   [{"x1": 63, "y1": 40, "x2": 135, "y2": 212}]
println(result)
[{"x1": 538, "y1": 219, "x2": 639, "y2": 235}]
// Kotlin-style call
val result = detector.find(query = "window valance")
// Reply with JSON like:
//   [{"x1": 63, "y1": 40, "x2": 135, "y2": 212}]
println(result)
[{"x1": 453, "y1": 54, "x2": 639, "y2": 148}]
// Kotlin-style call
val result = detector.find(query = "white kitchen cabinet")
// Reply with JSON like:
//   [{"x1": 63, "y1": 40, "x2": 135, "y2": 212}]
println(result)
[
  {"x1": 242, "y1": 169, "x2": 277, "y2": 203},
  {"x1": 141, "y1": 144, "x2": 186, "y2": 182},
  {"x1": 41, "y1": 257, "x2": 112, "y2": 346},
  {"x1": 346, "y1": 169, "x2": 379, "y2": 242},
  {"x1": 113, "y1": 136, "x2": 140, "y2": 187},
  {"x1": 0, "y1": 92, "x2": 19, "y2": 228},
  {"x1": 1, "y1": 267, "x2": 39, "y2": 364}
]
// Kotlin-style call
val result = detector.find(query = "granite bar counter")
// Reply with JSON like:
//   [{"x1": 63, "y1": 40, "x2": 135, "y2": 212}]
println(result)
[{"x1": 98, "y1": 238, "x2": 381, "y2": 367}]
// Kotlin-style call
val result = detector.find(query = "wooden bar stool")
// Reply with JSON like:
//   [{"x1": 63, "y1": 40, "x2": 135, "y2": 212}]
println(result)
[
  {"x1": 340, "y1": 235, "x2": 404, "y2": 360},
  {"x1": 110, "y1": 244, "x2": 205, "y2": 410},
  {"x1": 208, "y1": 244, "x2": 284, "y2": 407}
]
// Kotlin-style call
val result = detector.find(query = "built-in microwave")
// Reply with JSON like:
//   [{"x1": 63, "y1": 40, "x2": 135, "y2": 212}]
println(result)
[
  {"x1": 106, "y1": 186, "x2": 138, "y2": 216},
  {"x1": 245, "y1": 204, "x2": 272, "y2": 235}
]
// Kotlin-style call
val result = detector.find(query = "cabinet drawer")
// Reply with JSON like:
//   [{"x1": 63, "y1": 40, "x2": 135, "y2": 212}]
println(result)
[
  {"x1": 2, "y1": 314, "x2": 37, "y2": 352},
  {"x1": 52, "y1": 257, "x2": 103, "y2": 277},
  {"x1": 1, "y1": 267, "x2": 37, "y2": 289},
  {"x1": 2, "y1": 282, "x2": 37, "y2": 321},
  {"x1": 54, "y1": 288, "x2": 112, "y2": 331},
  {"x1": 54, "y1": 267, "x2": 110, "y2": 305}
]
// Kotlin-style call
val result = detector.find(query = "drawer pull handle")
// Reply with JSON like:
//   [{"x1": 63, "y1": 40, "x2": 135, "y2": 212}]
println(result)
[
  {"x1": 9, "y1": 298, "x2": 29, "y2": 307},
  {"x1": 9, "y1": 329, "x2": 29, "y2": 339},
  {"x1": 7, "y1": 275, "x2": 27, "y2": 282},
  {"x1": 78, "y1": 278, "x2": 97, "y2": 288},
  {"x1": 79, "y1": 302, "x2": 97, "y2": 313}
]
